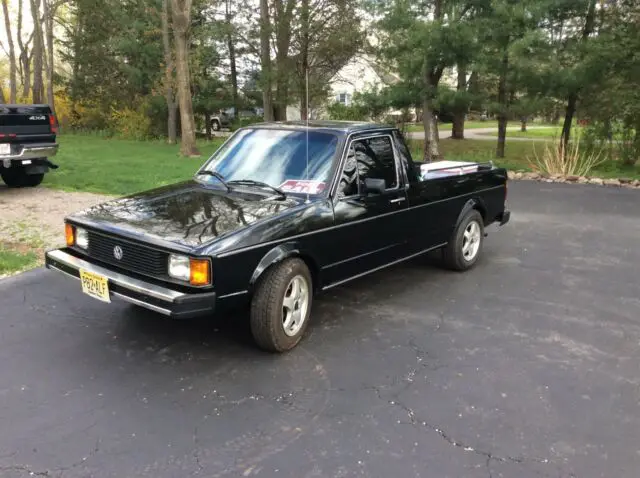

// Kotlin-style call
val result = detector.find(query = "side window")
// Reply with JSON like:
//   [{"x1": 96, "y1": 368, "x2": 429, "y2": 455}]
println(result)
[
  {"x1": 337, "y1": 136, "x2": 398, "y2": 197},
  {"x1": 393, "y1": 130, "x2": 419, "y2": 183}
]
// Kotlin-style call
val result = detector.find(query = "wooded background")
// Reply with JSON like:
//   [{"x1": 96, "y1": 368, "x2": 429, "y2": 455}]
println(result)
[{"x1": 1, "y1": 0, "x2": 639, "y2": 164}]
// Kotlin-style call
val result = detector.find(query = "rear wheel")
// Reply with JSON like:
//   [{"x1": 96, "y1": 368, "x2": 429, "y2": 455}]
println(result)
[
  {"x1": 442, "y1": 209, "x2": 484, "y2": 271},
  {"x1": 0, "y1": 167, "x2": 44, "y2": 188},
  {"x1": 250, "y1": 258, "x2": 313, "y2": 353}
]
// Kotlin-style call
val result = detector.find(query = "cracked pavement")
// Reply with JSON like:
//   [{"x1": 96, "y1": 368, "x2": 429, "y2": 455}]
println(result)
[{"x1": 1, "y1": 181, "x2": 640, "y2": 477}]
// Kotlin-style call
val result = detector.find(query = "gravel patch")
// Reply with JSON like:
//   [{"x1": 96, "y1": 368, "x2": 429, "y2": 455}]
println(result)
[{"x1": 0, "y1": 186, "x2": 110, "y2": 251}]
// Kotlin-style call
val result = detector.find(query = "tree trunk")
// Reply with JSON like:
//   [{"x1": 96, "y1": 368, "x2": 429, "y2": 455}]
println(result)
[
  {"x1": 422, "y1": 100, "x2": 440, "y2": 162},
  {"x1": 225, "y1": 0, "x2": 239, "y2": 116},
  {"x1": 559, "y1": 0, "x2": 596, "y2": 157},
  {"x1": 520, "y1": 119, "x2": 527, "y2": 132},
  {"x1": 204, "y1": 111, "x2": 211, "y2": 140},
  {"x1": 0, "y1": 87, "x2": 5, "y2": 103},
  {"x1": 496, "y1": 51, "x2": 509, "y2": 159},
  {"x1": 451, "y1": 63, "x2": 466, "y2": 140},
  {"x1": 560, "y1": 93, "x2": 577, "y2": 153},
  {"x1": 259, "y1": 0, "x2": 274, "y2": 121},
  {"x1": 30, "y1": 0, "x2": 44, "y2": 104},
  {"x1": 171, "y1": 0, "x2": 200, "y2": 157},
  {"x1": 43, "y1": 0, "x2": 57, "y2": 114},
  {"x1": 162, "y1": 0, "x2": 177, "y2": 144},
  {"x1": 21, "y1": 52, "x2": 32, "y2": 100},
  {"x1": 1, "y1": 0, "x2": 17, "y2": 102}
]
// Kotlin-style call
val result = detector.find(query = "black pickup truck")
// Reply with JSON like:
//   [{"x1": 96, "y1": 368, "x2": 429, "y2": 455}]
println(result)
[
  {"x1": 45, "y1": 121, "x2": 510, "y2": 352},
  {"x1": 0, "y1": 104, "x2": 59, "y2": 187}
]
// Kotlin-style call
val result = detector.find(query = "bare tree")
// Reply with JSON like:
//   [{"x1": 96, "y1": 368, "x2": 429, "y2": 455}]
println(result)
[
  {"x1": 30, "y1": 0, "x2": 44, "y2": 103},
  {"x1": 162, "y1": 0, "x2": 177, "y2": 144},
  {"x1": 1, "y1": 0, "x2": 17, "y2": 102},
  {"x1": 16, "y1": 0, "x2": 34, "y2": 100},
  {"x1": 260, "y1": 0, "x2": 274, "y2": 121},
  {"x1": 170, "y1": 0, "x2": 199, "y2": 156},
  {"x1": 43, "y1": 0, "x2": 65, "y2": 113}
]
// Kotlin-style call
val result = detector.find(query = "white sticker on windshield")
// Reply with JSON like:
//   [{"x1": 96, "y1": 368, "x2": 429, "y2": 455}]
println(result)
[{"x1": 279, "y1": 180, "x2": 327, "y2": 194}]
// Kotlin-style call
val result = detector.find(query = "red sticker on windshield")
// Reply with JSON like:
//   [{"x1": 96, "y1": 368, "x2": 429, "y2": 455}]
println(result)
[{"x1": 279, "y1": 180, "x2": 327, "y2": 194}]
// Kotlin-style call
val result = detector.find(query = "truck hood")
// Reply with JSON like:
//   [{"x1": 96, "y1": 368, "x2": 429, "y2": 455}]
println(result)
[{"x1": 69, "y1": 180, "x2": 300, "y2": 249}]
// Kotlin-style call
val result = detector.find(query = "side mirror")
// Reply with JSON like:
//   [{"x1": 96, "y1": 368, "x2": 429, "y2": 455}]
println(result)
[{"x1": 363, "y1": 178, "x2": 386, "y2": 195}]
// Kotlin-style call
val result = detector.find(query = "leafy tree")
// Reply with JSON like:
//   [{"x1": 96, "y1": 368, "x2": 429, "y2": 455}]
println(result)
[
  {"x1": 477, "y1": 0, "x2": 540, "y2": 158},
  {"x1": 291, "y1": 0, "x2": 364, "y2": 120},
  {"x1": 373, "y1": 0, "x2": 486, "y2": 161}
]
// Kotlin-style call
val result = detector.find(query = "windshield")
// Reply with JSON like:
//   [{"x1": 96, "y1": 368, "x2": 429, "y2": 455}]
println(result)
[{"x1": 200, "y1": 128, "x2": 339, "y2": 195}]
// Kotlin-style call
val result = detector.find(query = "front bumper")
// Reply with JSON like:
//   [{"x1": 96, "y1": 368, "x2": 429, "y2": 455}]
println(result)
[{"x1": 45, "y1": 249, "x2": 216, "y2": 319}]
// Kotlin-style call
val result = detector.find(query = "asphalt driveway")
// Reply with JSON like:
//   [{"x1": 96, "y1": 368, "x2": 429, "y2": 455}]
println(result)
[{"x1": 1, "y1": 181, "x2": 639, "y2": 478}]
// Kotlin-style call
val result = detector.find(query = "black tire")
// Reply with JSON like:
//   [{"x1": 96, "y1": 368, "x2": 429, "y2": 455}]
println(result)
[
  {"x1": 442, "y1": 209, "x2": 484, "y2": 271},
  {"x1": 250, "y1": 258, "x2": 313, "y2": 353},
  {"x1": 212, "y1": 119, "x2": 221, "y2": 131},
  {"x1": 0, "y1": 168, "x2": 44, "y2": 188}
]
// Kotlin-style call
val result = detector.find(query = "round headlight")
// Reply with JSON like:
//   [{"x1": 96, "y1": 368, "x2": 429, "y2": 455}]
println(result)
[
  {"x1": 76, "y1": 227, "x2": 89, "y2": 249},
  {"x1": 168, "y1": 254, "x2": 190, "y2": 281}
]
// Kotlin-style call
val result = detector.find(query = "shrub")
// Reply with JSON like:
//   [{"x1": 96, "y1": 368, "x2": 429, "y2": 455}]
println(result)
[
  {"x1": 55, "y1": 92, "x2": 110, "y2": 132},
  {"x1": 326, "y1": 102, "x2": 368, "y2": 121},
  {"x1": 231, "y1": 115, "x2": 264, "y2": 130},
  {"x1": 110, "y1": 105, "x2": 153, "y2": 141},
  {"x1": 528, "y1": 129, "x2": 606, "y2": 177}
]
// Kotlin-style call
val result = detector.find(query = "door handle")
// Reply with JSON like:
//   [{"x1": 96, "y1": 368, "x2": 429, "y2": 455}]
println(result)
[{"x1": 390, "y1": 197, "x2": 406, "y2": 204}]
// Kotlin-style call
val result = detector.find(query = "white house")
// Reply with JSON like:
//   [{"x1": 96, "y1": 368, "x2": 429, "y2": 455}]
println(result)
[{"x1": 286, "y1": 54, "x2": 401, "y2": 120}]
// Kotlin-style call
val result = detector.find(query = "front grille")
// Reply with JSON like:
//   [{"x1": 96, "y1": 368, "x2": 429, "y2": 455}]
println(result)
[{"x1": 87, "y1": 231, "x2": 168, "y2": 277}]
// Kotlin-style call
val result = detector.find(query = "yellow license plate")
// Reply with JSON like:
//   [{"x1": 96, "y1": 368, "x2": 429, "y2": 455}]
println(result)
[{"x1": 80, "y1": 270, "x2": 111, "y2": 303}]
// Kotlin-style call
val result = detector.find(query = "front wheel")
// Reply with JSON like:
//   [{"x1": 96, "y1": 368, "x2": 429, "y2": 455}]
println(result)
[
  {"x1": 250, "y1": 258, "x2": 313, "y2": 353},
  {"x1": 442, "y1": 209, "x2": 484, "y2": 271},
  {"x1": 212, "y1": 119, "x2": 221, "y2": 131}
]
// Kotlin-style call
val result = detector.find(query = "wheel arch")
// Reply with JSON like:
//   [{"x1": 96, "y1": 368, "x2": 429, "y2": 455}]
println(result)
[
  {"x1": 249, "y1": 243, "x2": 320, "y2": 292},
  {"x1": 456, "y1": 197, "x2": 487, "y2": 227}
]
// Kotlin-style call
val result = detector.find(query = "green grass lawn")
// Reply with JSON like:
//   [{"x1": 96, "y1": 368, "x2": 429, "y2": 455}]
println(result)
[
  {"x1": 406, "y1": 120, "x2": 558, "y2": 133},
  {"x1": 407, "y1": 121, "x2": 499, "y2": 132},
  {"x1": 410, "y1": 138, "x2": 640, "y2": 179},
  {"x1": 410, "y1": 138, "x2": 540, "y2": 171},
  {"x1": 0, "y1": 245, "x2": 38, "y2": 275},
  {"x1": 44, "y1": 134, "x2": 225, "y2": 196},
  {"x1": 474, "y1": 126, "x2": 564, "y2": 138},
  {"x1": 42, "y1": 133, "x2": 639, "y2": 198},
  {"x1": 502, "y1": 126, "x2": 561, "y2": 138}
]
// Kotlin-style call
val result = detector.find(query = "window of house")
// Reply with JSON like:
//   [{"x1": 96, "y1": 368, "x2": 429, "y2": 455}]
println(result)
[
  {"x1": 337, "y1": 93, "x2": 352, "y2": 106},
  {"x1": 337, "y1": 136, "x2": 398, "y2": 197}
]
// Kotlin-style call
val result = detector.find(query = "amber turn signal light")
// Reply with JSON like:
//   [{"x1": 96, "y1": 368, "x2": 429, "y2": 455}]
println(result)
[
  {"x1": 189, "y1": 258, "x2": 211, "y2": 286},
  {"x1": 65, "y1": 223, "x2": 75, "y2": 247}
]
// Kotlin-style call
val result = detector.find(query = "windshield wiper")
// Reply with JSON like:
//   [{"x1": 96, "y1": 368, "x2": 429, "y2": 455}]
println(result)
[
  {"x1": 196, "y1": 170, "x2": 231, "y2": 191},
  {"x1": 227, "y1": 179, "x2": 287, "y2": 199}
]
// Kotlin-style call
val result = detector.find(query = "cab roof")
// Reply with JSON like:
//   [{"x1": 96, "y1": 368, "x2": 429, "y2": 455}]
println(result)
[{"x1": 248, "y1": 120, "x2": 395, "y2": 134}]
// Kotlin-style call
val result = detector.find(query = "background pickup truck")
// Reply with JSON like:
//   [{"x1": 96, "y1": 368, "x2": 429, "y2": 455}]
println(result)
[
  {"x1": 0, "y1": 104, "x2": 59, "y2": 188},
  {"x1": 46, "y1": 121, "x2": 510, "y2": 353}
]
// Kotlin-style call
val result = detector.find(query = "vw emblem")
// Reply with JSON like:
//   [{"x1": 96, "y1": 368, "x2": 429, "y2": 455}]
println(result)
[{"x1": 113, "y1": 245, "x2": 124, "y2": 260}]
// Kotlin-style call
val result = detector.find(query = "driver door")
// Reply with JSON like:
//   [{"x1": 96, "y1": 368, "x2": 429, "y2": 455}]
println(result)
[{"x1": 322, "y1": 134, "x2": 409, "y2": 286}]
